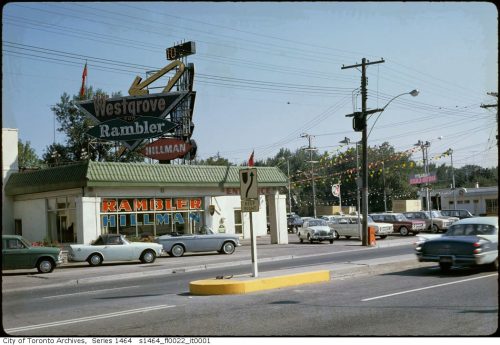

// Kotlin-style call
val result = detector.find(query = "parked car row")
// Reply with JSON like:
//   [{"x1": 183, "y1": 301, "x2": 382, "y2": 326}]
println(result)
[{"x1": 2, "y1": 226, "x2": 242, "y2": 274}]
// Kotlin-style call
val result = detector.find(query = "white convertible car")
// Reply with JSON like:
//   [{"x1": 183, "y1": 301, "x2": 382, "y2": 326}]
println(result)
[{"x1": 68, "y1": 234, "x2": 164, "y2": 266}]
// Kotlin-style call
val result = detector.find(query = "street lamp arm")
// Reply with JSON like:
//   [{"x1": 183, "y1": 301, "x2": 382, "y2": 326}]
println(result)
[{"x1": 368, "y1": 90, "x2": 419, "y2": 138}]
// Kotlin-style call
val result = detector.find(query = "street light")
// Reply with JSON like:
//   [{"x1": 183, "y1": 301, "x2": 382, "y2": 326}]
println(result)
[
  {"x1": 445, "y1": 148, "x2": 457, "y2": 210},
  {"x1": 360, "y1": 90, "x2": 419, "y2": 246}
]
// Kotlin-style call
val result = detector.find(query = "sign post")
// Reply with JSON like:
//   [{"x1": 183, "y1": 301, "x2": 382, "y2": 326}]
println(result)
[{"x1": 240, "y1": 168, "x2": 259, "y2": 278}]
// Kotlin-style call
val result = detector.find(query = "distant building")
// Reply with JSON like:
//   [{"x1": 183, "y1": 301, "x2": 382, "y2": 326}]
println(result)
[{"x1": 418, "y1": 185, "x2": 498, "y2": 216}]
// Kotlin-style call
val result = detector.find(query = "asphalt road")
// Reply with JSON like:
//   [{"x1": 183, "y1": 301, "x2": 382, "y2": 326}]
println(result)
[{"x1": 2, "y1": 239, "x2": 498, "y2": 337}]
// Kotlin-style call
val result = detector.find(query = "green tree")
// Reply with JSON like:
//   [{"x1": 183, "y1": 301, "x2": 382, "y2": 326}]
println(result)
[
  {"x1": 18, "y1": 140, "x2": 42, "y2": 169},
  {"x1": 46, "y1": 86, "x2": 145, "y2": 164}
]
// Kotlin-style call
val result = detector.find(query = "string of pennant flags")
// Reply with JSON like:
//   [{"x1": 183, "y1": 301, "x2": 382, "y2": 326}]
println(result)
[{"x1": 290, "y1": 145, "x2": 454, "y2": 189}]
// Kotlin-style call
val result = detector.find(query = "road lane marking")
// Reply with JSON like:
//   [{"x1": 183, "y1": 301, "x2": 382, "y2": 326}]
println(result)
[
  {"x1": 361, "y1": 273, "x2": 498, "y2": 302},
  {"x1": 5, "y1": 304, "x2": 176, "y2": 333},
  {"x1": 42, "y1": 285, "x2": 141, "y2": 299}
]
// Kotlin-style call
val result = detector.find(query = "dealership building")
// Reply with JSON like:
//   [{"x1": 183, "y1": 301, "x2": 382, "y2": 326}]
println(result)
[{"x1": 2, "y1": 128, "x2": 289, "y2": 245}]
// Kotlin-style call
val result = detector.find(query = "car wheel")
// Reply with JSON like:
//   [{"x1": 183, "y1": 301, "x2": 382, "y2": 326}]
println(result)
[
  {"x1": 140, "y1": 250, "x2": 156, "y2": 264},
  {"x1": 439, "y1": 262, "x2": 452, "y2": 272},
  {"x1": 345, "y1": 236, "x2": 351, "y2": 240},
  {"x1": 329, "y1": 239, "x2": 334, "y2": 244},
  {"x1": 333, "y1": 231, "x2": 340, "y2": 240},
  {"x1": 37, "y1": 258, "x2": 55, "y2": 273},
  {"x1": 399, "y1": 227, "x2": 409, "y2": 236},
  {"x1": 221, "y1": 241, "x2": 236, "y2": 255},
  {"x1": 307, "y1": 234, "x2": 313, "y2": 244},
  {"x1": 170, "y1": 244, "x2": 185, "y2": 257},
  {"x1": 489, "y1": 257, "x2": 499, "y2": 271},
  {"x1": 88, "y1": 253, "x2": 103, "y2": 266},
  {"x1": 379, "y1": 235, "x2": 387, "y2": 239},
  {"x1": 430, "y1": 224, "x2": 439, "y2": 233}
]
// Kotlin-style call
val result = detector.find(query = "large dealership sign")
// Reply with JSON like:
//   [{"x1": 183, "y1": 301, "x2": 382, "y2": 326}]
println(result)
[
  {"x1": 142, "y1": 138, "x2": 192, "y2": 161},
  {"x1": 409, "y1": 172, "x2": 437, "y2": 185},
  {"x1": 77, "y1": 92, "x2": 190, "y2": 150}
]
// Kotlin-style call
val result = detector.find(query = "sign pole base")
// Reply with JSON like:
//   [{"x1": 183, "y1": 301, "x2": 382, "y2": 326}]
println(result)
[{"x1": 250, "y1": 211, "x2": 258, "y2": 278}]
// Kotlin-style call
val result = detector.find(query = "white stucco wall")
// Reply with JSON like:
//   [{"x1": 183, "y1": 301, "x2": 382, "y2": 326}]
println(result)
[
  {"x1": 2, "y1": 128, "x2": 19, "y2": 233},
  {"x1": 13, "y1": 199, "x2": 47, "y2": 242},
  {"x1": 77, "y1": 196, "x2": 102, "y2": 244}
]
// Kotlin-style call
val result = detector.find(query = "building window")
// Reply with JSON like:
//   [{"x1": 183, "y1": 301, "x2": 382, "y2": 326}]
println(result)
[
  {"x1": 486, "y1": 199, "x2": 498, "y2": 215},
  {"x1": 14, "y1": 219, "x2": 22, "y2": 236},
  {"x1": 47, "y1": 196, "x2": 77, "y2": 244},
  {"x1": 234, "y1": 210, "x2": 243, "y2": 234}
]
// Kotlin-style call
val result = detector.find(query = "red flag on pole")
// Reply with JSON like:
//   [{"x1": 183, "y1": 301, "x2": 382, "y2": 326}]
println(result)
[
  {"x1": 248, "y1": 150, "x2": 254, "y2": 167},
  {"x1": 80, "y1": 62, "x2": 87, "y2": 98}
]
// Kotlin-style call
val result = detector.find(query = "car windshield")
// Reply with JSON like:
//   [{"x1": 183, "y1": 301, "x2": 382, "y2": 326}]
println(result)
[
  {"x1": 395, "y1": 214, "x2": 407, "y2": 221},
  {"x1": 426, "y1": 211, "x2": 442, "y2": 218},
  {"x1": 197, "y1": 226, "x2": 215, "y2": 235},
  {"x1": 367, "y1": 216, "x2": 374, "y2": 223},
  {"x1": 445, "y1": 224, "x2": 497, "y2": 236},
  {"x1": 308, "y1": 220, "x2": 327, "y2": 227}
]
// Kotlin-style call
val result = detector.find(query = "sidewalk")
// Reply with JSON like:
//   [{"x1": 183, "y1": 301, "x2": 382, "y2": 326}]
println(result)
[{"x1": 2, "y1": 235, "x2": 419, "y2": 293}]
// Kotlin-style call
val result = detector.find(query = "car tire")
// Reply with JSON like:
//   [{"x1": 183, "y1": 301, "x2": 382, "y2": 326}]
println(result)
[
  {"x1": 299, "y1": 237, "x2": 304, "y2": 243},
  {"x1": 430, "y1": 224, "x2": 439, "y2": 233},
  {"x1": 329, "y1": 239, "x2": 334, "y2": 244},
  {"x1": 88, "y1": 253, "x2": 103, "y2": 266},
  {"x1": 489, "y1": 257, "x2": 498, "y2": 271},
  {"x1": 345, "y1": 236, "x2": 351, "y2": 240},
  {"x1": 439, "y1": 262, "x2": 452, "y2": 272},
  {"x1": 333, "y1": 231, "x2": 340, "y2": 240},
  {"x1": 170, "y1": 244, "x2": 185, "y2": 257},
  {"x1": 379, "y1": 235, "x2": 387, "y2": 239},
  {"x1": 307, "y1": 234, "x2": 313, "y2": 244},
  {"x1": 221, "y1": 241, "x2": 236, "y2": 255},
  {"x1": 37, "y1": 258, "x2": 55, "y2": 273},
  {"x1": 399, "y1": 227, "x2": 409, "y2": 236},
  {"x1": 140, "y1": 250, "x2": 156, "y2": 264}
]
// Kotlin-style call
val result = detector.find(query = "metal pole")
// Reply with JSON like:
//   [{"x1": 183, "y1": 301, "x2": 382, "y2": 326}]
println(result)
[
  {"x1": 382, "y1": 161, "x2": 387, "y2": 212},
  {"x1": 361, "y1": 59, "x2": 369, "y2": 246},
  {"x1": 287, "y1": 160, "x2": 292, "y2": 214},
  {"x1": 356, "y1": 142, "x2": 361, "y2": 238},
  {"x1": 450, "y1": 149, "x2": 457, "y2": 210},
  {"x1": 249, "y1": 211, "x2": 258, "y2": 277}
]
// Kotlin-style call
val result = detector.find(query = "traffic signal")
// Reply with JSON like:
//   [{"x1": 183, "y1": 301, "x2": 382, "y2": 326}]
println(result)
[{"x1": 353, "y1": 112, "x2": 365, "y2": 132}]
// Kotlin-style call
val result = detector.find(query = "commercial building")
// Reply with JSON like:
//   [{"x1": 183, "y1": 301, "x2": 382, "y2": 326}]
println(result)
[{"x1": 2, "y1": 128, "x2": 289, "y2": 245}]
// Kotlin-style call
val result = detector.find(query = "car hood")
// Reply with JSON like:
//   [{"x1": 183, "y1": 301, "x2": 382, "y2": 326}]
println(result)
[
  {"x1": 28, "y1": 246, "x2": 61, "y2": 254},
  {"x1": 308, "y1": 226, "x2": 331, "y2": 232}
]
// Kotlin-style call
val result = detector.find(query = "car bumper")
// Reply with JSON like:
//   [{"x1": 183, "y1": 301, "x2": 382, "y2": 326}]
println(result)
[
  {"x1": 416, "y1": 252, "x2": 497, "y2": 266},
  {"x1": 310, "y1": 235, "x2": 333, "y2": 240}
]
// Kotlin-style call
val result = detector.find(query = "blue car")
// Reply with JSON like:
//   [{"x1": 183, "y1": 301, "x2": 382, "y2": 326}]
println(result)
[{"x1": 415, "y1": 217, "x2": 498, "y2": 271}]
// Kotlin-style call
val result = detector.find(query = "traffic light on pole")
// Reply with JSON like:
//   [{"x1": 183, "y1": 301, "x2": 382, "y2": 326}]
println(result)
[{"x1": 353, "y1": 112, "x2": 365, "y2": 132}]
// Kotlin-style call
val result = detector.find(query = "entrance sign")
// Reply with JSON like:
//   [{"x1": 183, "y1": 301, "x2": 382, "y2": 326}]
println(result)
[
  {"x1": 241, "y1": 199, "x2": 260, "y2": 212},
  {"x1": 239, "y1": 168, "x2": 258, "y2": 200},
  {"x1": 409, "y1": 172, "x2": 437, "y2": 185}
]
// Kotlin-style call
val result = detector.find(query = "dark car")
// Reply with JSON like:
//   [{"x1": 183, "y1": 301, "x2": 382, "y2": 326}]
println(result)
[
  {"x1": 2, "y1": 235, "x2": 63, "y2": 273},
  {"x1": 415, "y1": 217, "x2": 498, "y2": 271},
  {"x1": 287, "y1": 213, "x2": 303, "y2": 233},
  {"x1": 370, "y1": 213, "x2": 426, "y2": 236},
  {"x1": 440, "y1": 209, "x2": 474, "y2": 219}
]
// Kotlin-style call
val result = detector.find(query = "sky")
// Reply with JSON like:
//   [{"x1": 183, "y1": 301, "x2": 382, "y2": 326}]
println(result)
[{"x1": 2, "y1": 2, "x2": 498, "y2": 169}]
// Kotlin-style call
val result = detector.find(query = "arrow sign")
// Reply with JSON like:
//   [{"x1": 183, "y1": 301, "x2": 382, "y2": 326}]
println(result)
[
  {"x1": 239, "y1": 168, "x2": 258, "y2": 200},
  {"x1": 129, "y1": 60, "x2": 185, "y2": 96}
]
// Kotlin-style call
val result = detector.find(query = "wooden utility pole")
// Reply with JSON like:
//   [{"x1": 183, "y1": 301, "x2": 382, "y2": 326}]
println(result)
[{"x1": 342, "y1": 58, "x2": 385, "y2": 246}]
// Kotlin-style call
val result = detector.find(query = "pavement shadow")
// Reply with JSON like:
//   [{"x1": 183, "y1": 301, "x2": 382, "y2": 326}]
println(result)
[{"x1": 381, "y1": 264, "x2": 497, "y2": 278}]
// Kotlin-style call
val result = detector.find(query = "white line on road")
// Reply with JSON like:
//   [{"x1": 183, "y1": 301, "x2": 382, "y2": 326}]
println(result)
[
  {"x1": 5, "y1": 304, "x2": 176, "y2": 333},
  {"x1": 361, "y1": 273, "x2": 498, "y2": 302},
  {"x1": 42, "y1": 285, "x2": 141, "y2": 299}
]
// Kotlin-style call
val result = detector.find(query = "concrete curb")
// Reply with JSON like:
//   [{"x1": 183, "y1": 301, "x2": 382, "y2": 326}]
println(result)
[{"x1": 189, "y1": 270, "x2": 331, "y2": 295}]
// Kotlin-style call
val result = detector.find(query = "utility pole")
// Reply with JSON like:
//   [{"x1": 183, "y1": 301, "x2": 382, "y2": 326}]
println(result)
[
  {"x1": 481, "y1": 92, "x2": 498, "y2": 144},
  {"x1": 342, "y1": 58, "x2": 385, "y2": 246},
  {"x1": 301, "y1": 133, "x2": 318, "y2": 218},
  {"x1": 446, "y1": 148, "x2": 457, "y2": 210},
  {"x1": 416, "y1": 140, "x2": 434, "y2": 230}
]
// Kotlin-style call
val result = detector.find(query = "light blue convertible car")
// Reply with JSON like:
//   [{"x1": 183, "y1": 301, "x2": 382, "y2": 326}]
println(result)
[{"x1": 155, "y1": 226, "x2": 241, "y2": 257}]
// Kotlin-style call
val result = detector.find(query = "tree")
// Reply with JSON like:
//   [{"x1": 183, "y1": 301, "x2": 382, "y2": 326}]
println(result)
[
  {"x1": 18, "y1": 140, "x2": 42, "y2": 169},
  {"x1": 46, "y1": 86, "x2": 145, "y2": 164}
]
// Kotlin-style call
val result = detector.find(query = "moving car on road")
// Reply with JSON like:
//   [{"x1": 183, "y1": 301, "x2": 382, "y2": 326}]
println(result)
[
  {"x1": 322, "y1": 215, "x2": 393, "y2": 240},
  {"x1": 297, "y1": 218, "x2": 334, "y2": 244},
  {"x1": 370, "y1": 213, "x2": 426, "y2": 236},
  {"x1": 68, "y1": 234, "x2": 164, "y2": 266},
  {"x1": 2, "y1": 235, "x2": 63, "y2": 273},
  {"x1": 415, "y1": 216, "x2": 498, "y2": 272},
  {"x1": 287, "y1": 213, "x2": 303, "y2": 233},
  {"x1": 155, "y1": 226, "x2": 241, "y2": 257}
]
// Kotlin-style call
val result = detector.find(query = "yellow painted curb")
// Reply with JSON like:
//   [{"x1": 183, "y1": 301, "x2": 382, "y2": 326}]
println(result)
[{"x1": 189, "y1": 270, "x2": 330, "y2": 295}]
